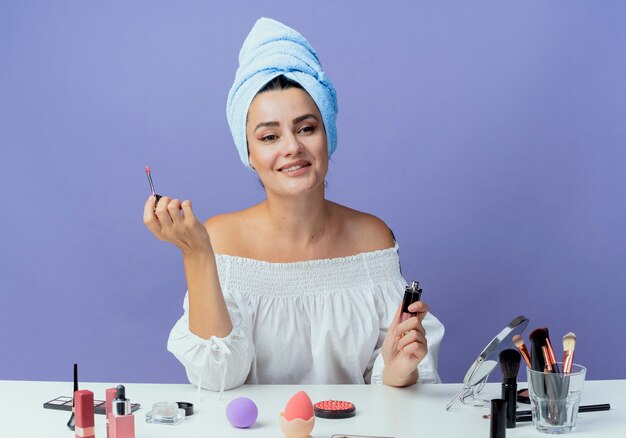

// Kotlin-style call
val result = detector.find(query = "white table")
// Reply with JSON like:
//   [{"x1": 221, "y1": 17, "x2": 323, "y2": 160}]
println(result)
[{"x1": 1, "y1": 380, "x2": 623, "y2": 437}]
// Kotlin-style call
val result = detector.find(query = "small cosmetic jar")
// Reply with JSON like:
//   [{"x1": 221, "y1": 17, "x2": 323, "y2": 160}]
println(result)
[{"x1": 145, "y1": 401, "x2": 186, "y2": 425}]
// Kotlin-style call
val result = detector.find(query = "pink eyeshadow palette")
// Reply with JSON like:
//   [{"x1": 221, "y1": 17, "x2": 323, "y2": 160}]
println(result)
[
  {"x1": 43, "y1": 396, "x2": 140, "y2": 415},
  {"x1": 314, "y1": 400, "x2": 356, "y2": 419}
]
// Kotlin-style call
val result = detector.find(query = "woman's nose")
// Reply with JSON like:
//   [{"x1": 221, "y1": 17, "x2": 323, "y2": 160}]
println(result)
[{"x1": 282, "y1": 132, "x2": 303, "y2": 155}]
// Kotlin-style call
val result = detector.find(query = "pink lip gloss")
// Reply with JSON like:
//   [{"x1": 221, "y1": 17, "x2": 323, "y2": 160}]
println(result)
[
  {"x1": 400, "y1": 281, "x2": 422, "y2": 322},
  {"x1": 145, "y1": 165, "x2": 162, "y2": 205}
]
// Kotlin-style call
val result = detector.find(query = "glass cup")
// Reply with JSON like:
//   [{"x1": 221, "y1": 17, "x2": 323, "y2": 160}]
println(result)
[{"x1": 526, "y1": 363, "x2": 586, "y2": 434}]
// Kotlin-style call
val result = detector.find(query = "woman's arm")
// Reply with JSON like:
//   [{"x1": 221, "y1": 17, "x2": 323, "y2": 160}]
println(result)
[
  {"x1": 143, "y1": 195, "x2": 232, "y2": 338},
  {"x1": 167, "y1": 291, "x2": 255, "y2": 391},
  {"x1": 144, "y1": 195, "x2": 255, "y2": 390}
]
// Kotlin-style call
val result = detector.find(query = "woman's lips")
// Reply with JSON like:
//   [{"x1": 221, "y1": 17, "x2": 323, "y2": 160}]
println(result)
[{"x1": 278, "y1": 160, "x2": 311, "y2": 176}]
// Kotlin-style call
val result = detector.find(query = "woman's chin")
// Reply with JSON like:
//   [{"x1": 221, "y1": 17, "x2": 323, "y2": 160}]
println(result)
[{"x1": 271, "y1": 180, "x2": 324, "y2": 197}]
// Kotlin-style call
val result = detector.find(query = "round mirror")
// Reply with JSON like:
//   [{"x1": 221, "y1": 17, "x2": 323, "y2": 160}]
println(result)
[{"x1": 446, "y1": 315, "x2": 528, "y2": 410}]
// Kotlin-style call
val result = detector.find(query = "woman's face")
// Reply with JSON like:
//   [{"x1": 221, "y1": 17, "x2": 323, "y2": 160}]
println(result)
[{"x1": 246, "y1": 87, "x2": 328, "y2": 197}]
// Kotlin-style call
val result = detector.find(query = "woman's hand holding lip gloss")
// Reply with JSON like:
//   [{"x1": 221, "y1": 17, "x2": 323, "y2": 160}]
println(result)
[{"x1": 143, "y1": 195, "x2": 213, "y2": 257}]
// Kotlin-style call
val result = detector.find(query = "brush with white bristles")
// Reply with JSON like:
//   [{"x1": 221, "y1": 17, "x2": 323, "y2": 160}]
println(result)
[
  {"x1": 512, "y1": 334, "x2": 532, "y2": 368},
  {"x1": 562, "y1": 332, "x2": 577, "y2": 373}
]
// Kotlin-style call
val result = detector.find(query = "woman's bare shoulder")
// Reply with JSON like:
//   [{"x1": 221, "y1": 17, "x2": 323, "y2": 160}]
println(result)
[
  {"x1": 204, "y1": 206, "x2": 259, "y2": 255},
  {"x1": 330, "y1": 202, "x2": 396, "y2": 253}
]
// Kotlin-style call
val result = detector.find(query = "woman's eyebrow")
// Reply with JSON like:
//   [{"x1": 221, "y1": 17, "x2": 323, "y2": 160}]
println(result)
[
  {"x1": 292, "y1": 113, "x2": 318, "y2": 124},
  {"x1": 254, "y1": 121, "x2": 279, "y2": 132},
  {"x1": 254, "y1": 114, "x2": 318, "y2": 133}
]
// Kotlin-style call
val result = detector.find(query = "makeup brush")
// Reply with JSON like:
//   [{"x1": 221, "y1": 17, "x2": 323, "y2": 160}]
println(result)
[
  {"x1": 542, "y1": 346, "x2": 553, "y2": 372},
  {"x1": 512, "y1": 335, "x2": 531, "y2": 368},
  {"x1": 562, "y1": 332, "x2": 577, "y2": 374},
  {"x1": 482, "y1": 403, "x2": 611, "y2": 421},
  {"x1": 529, "y1": 328, "x2": 549, "y2": 372},
  {"x1": 545, "y1": 337, "x2": 560, "y2": 373},
  {"x1": 531, "y1": 328, "x2": 566, "y2": 424},
  {"x1": 499, "y1": 349, "x2": 521, "y2": 429},
  {"x1": 67, "y1": 363, "x2": 78, "y2": 430}
]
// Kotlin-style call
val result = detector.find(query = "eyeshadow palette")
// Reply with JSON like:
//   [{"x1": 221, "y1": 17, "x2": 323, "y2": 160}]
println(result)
[{"x1": 43, "y1": 396, "x2": 140, "y2": 415}]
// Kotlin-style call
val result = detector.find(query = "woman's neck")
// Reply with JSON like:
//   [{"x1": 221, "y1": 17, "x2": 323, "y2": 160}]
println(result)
[{"x1": 262, "y1": 187, "x2": 333, "y2": 249}]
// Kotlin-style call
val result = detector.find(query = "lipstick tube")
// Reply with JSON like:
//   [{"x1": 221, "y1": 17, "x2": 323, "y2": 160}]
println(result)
[
  {"x1": 74, "y1": 390, "x2": 95, "y2": 438},
  {"x1": 400, "y1": 281, "x2": 421, "y2": 322}
]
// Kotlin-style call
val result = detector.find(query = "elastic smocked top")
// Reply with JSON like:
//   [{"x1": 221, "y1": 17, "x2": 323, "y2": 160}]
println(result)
[{"x1": 214, "y1": 243, "x2": 401, "y2": 296}]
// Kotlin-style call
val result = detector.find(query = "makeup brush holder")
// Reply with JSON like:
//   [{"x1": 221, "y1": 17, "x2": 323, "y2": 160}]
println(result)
[{"x1": 527, "y1": 364, "x2": 586, "y2": 434}]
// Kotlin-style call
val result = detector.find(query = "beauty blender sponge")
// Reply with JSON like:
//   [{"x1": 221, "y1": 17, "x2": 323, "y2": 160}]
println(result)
[
  {"x1": 226, "y1": 397, "x2": 258, "y2": 428},
  {"x1": 280, "y1": 391, "x2": 315, "y2": 438},
  {"x1": 283, "y1": 391, "x2": 314, "y2": 421}
]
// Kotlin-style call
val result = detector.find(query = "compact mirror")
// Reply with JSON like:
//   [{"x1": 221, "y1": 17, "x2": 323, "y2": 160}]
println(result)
[{"x1": 446, "y1": 315, "x2": 528, "y2": 411}]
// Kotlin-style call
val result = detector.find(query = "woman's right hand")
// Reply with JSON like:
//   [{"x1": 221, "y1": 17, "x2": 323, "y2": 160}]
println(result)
[{"x1": 143, "y1": 195, "x2": 212, "y2": 256}]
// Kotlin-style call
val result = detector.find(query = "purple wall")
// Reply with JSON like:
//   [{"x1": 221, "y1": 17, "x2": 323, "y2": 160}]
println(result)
[{"x1": 2, "y1": 1, "x2": 625, "y2": 384}]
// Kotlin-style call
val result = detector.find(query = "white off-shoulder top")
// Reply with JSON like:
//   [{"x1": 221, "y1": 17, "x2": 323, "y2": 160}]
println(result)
[{"x1": 167, "y1": 243, "x2": 445, "y2": 392}]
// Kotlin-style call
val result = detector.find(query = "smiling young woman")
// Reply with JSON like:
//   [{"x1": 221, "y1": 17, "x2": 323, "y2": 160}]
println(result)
[{"x1": 143, "y1": 18, "x2": 444, "y2": 393}]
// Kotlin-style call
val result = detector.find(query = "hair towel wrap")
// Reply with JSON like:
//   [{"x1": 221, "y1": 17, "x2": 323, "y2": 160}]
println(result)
[{"x1": 226, "y1": 17, "x2": 338, "y2": 168}]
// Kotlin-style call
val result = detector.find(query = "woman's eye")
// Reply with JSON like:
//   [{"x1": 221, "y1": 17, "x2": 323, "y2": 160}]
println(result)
[
  {"x1": 261, "y1": 134, "x2": 278, "y2": 142},
  {"x1": 299, "y1": 125, "x2": 315, "y2": 134}
]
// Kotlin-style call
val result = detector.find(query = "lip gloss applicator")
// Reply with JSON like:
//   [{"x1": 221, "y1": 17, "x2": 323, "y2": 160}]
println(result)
[{"x1": 145, "y1": 166, "x2": 162, "y2": 205}]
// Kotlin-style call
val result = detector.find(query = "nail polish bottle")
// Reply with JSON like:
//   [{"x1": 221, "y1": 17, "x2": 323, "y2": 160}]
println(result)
[{"x1": 111, "y1": 385, "x2": 135, "y2": 438}]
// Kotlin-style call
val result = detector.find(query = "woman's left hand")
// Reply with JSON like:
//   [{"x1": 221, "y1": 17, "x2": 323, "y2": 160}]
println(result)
[{"x1": 380, "y1": 301, "x2": 429, "y2": 387}]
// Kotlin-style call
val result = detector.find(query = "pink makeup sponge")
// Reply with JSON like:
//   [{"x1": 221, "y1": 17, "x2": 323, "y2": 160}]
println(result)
[
  {"x1": 283, "y1": 391, "x2": 314, "y2": 421},
  {"x1": 279, "y1": 391, "x2": 315, "y2": 438}
]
